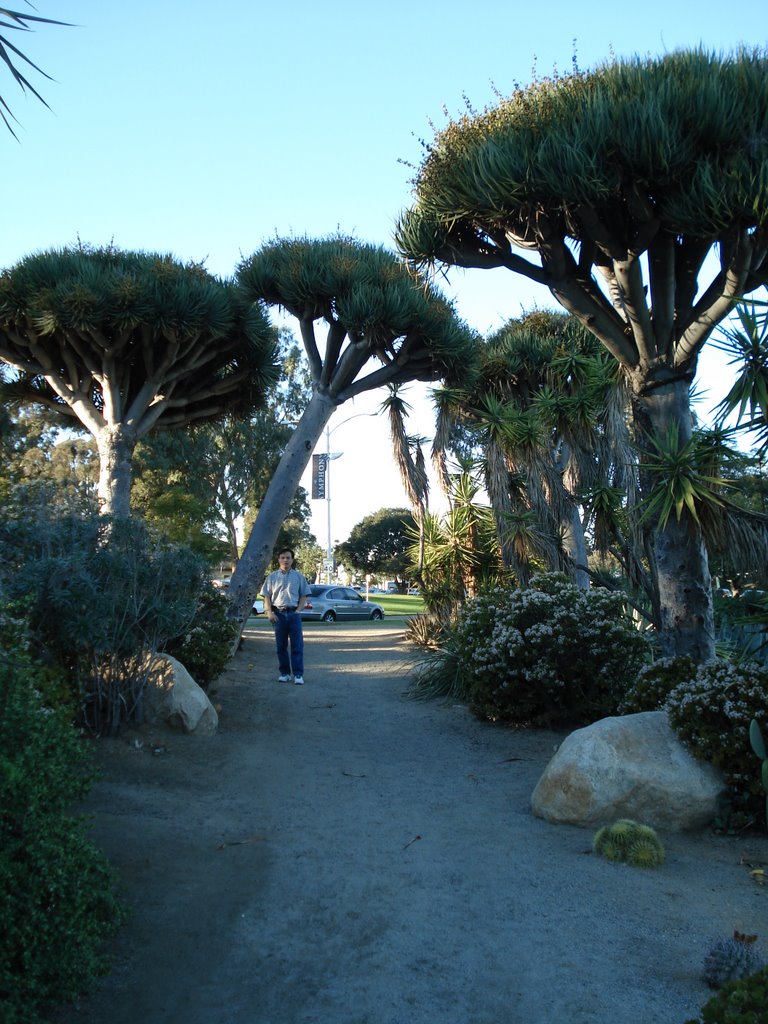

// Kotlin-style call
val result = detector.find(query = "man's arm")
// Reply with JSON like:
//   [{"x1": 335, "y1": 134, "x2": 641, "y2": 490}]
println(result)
[
  {"x1": 296, "y1": 573, "x2": 310, "y2": 612},
  {"x1": 263, "y1": 576, "x2": 277, "y2": 623}
]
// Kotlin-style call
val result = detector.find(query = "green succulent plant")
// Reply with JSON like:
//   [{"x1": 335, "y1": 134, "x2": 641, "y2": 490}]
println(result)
[{"x1": 592, "y1": 819, "x2": 665, "y2": 868}]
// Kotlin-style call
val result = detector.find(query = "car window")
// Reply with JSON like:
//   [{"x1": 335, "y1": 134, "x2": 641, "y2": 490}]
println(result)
[
  {"x1": 326, "y1": 588, "x2": 343, "y2": 600},
  {"x1": 343, "y1": 588, "x2": 363, "y2": 601},
  {"x1": 309, "y1": 586, "x2": 325, "y2": 596}
]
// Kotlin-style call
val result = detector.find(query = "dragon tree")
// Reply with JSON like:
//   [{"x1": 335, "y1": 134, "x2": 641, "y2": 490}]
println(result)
[
  {"x1": 0, "y1": 246, "x2": 278, "y2": 516},
  {"x1": 396, "y1": 48, "x2": 768, "y2": 660},
  {"x1": 227, "y1": 236, "x2": 477, "y2": 629}
]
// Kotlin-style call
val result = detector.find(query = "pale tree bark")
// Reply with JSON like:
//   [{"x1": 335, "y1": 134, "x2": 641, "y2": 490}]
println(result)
[
  {"x1": 226, "y1": 390, "x2": 337, "y2": 631},
  {"x1": 0, "y1": 248, "x2": 277, "y2": 528},
  {"x1": 95, "y1": 424, "x2": 137, "y2": 517},
  {"x1": 227, "y1": 238, "x2": 477, "y2": 646},
  {"x1": 562, "y1": 503, "x2": 590, "y2": 592},
  {"x1": 551, "y1": 439, "x2": 590, "y2": 592},
  {"x1": 216, "y1": 474, "x2": 241, "y2": 567}
]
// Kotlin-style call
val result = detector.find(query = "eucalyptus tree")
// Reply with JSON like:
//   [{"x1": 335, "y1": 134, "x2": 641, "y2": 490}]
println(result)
[
  {"x1": 226, "y1": 236, "x2": 478, "y2": 628},
  {"x1": 335, "y1": 506, "x2": 418, "y2": 583},
  {"x1": 0, "y1": 246, "x2": 278, "y2": 516},
  {"x1": 0, "y1": 399, "x2": 98, "y2": 507},
  {"x1": 397, "y1": 48, "x2": 768, "y2": 659}
]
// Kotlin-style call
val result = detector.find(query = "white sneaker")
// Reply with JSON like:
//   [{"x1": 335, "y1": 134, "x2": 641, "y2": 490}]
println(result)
[
  {"x1": 293, "y1": 676, "x2": 304, "y2": 685},
  {"x1": 278, "y1": 674, "x2": 291, "y2": 683}
]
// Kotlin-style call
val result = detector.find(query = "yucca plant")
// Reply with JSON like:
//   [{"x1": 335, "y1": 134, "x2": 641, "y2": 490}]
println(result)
[
  {"x1": 430, "y1": 312, "x2": 635, "y2": 595},
  {"x1": 639, "y1": 427, "x2": 729, "y2": 529}
]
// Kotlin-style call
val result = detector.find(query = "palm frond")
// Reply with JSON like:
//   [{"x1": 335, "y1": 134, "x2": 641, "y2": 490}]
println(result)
[
  {"x1": 0, "y1": 7, "x2": 71, "y2": 137},
  {"x1": 712, "y1": 301, "x2": 768, "y2": 422},
  {"x1": 699, "y1": 498, "x2": 768, "y2": 576}
]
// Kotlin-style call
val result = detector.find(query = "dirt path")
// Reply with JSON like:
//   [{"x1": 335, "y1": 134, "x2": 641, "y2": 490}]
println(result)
[{"x1": 56, "y1": 621, "x2": 767, "y2": 1024}]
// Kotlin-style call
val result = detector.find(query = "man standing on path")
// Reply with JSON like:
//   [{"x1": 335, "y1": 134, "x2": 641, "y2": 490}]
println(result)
[{"x1": 262, "y1": 548, "x2": 311, "y2": 685}]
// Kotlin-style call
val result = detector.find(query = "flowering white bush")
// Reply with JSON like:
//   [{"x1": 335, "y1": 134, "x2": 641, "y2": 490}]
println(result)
[
  {"x1": 665, "y1": 660, "x2": 768, "y2": 824},
  {"x1": 617, "y1": 656, "x2": 697, "y2": 714},
  {"x1": 454, "y1": 574, "x2": 649, "y2": 726}
]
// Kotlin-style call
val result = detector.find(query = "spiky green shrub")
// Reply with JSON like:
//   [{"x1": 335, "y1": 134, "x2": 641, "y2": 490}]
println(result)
[
  {"x1": 703, "y1": 936, "x2": 765, "y2": 990},
  {"x1": 592, "y1": 819, "x2": 665, "y2": 869},
  {"x1": 685, "y1": 965, "x2": 768, "y2": 1024},
  {"x1": 163, "y1": 581, "x2": 237, "y2": 690},
  {"x1": 618, "y1": 656, "x2": 696, "y2": 714},
  {"x1": 665, "y1": 661, "x2": 768, "y2": 826},
  {"x1": 404, "y1": 609, "x2": 452, "y2": 651},
  {"x1": 436, "y1": 574, "x2": 649, "y2": 726},
  {"x1": 0, "y1": 605, "x2": 125, "y2": 1023}
]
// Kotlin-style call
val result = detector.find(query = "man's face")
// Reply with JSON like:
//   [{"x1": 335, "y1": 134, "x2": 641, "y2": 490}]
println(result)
[{"x1": 278, "y1": 552, "x2": 294, "y2": 571}]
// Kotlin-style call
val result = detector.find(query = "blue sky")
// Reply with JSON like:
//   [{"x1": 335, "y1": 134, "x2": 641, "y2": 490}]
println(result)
[{"x1": 2, "y1": 1, "x2": 766, "y2": 546}]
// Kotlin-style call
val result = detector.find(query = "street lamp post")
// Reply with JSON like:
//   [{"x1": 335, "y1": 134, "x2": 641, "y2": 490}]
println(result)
[
  {"x1": 324, "y1": 426, "x2": 343, "y2": 583},
  {"x1": 316, "y1": 411, "x2": 377, "y2": 584}
]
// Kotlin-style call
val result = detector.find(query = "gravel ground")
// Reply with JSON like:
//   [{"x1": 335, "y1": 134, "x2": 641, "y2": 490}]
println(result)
[{"x1": 55, "y1": 620, "x2": 768, "y2": 1024}]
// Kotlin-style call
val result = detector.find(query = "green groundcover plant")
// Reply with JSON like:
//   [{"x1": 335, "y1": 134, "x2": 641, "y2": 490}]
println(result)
[
  {"x1": 685, "y1": 965, "x2": 768, "y2": 1024},
  {"x1": 0, "y1": 604, "x2": 125, "y2": 1023},
  {"x1": 411, "y1": 574, "x2": 649, "y2": 726}
]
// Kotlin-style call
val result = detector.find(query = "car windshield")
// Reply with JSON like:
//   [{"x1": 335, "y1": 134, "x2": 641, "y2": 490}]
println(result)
[{"x1": 309, "y1": 585, "x2": 327, "y2": 596}]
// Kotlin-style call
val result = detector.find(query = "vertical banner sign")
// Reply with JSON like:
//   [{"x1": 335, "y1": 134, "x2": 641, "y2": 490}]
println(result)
[{"x1": 311, "y1": 454, "x2": 327, "y2": 499}]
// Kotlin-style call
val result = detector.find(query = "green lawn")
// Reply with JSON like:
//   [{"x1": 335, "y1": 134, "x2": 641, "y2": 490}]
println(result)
[
  {"x1": 246, "y1": 591, "x2": 423, "y2": 627},
  {"x1": 374, "y1": 593, "x2": 424, "y2": 617}
]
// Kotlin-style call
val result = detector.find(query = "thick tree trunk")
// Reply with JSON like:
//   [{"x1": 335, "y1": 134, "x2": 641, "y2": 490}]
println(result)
[
  {"x1": 227, "y1": 391, "x2": 337, "y2": 636},
  {"x1": 96, "y1": 424, "x2": 136, "y2": 517},
  {"x1": 632, "y1": 379, "x2": 715, "y2": 661}
]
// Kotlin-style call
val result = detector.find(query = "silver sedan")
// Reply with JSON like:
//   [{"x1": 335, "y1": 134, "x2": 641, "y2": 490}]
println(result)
[{"x1": 300, "y1": 585, "x2": 385, "y2": 623}]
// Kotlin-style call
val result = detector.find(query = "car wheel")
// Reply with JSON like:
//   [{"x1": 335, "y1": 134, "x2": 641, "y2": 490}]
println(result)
[
  {"x1": 321, "y1": 610, "x2": 336, "y2": 622},
  {"x1": 370, "y1": 609, "x2": 383, "y2": 620}
]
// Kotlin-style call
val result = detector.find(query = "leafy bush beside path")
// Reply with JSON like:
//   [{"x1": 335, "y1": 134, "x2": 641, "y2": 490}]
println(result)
[{"x1": 0, "y1": 608, "x2": 124, "y2": 1023}]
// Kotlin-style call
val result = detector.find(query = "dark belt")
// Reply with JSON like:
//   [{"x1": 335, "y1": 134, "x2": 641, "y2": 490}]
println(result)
[{"x1": 276, "y1": 606, "x2": 297, "y2": 613}]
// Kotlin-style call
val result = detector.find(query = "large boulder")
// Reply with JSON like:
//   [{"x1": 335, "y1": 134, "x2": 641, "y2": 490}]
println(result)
[
  {"x1": 144, "y1": 654, "x2": 218, "y2": 735},
  {"x1": 530, "y1": 711, "x2": 725, "y2": 831}
]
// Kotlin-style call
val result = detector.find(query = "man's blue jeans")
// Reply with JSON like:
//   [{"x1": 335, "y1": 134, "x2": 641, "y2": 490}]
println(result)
[{"x1": 274, "y1": 610, "x2": 304, "y2": 677}]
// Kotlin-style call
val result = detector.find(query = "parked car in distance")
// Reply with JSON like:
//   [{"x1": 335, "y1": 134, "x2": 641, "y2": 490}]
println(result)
[{"x1": 301, "y1": 585, "x2": 385, "y2": 623}]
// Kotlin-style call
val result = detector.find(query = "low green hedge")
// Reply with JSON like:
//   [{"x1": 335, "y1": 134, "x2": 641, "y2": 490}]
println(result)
[{"x1": 0, "y1": 614, "x2": 125, "y2": 1023}]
